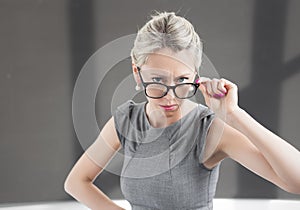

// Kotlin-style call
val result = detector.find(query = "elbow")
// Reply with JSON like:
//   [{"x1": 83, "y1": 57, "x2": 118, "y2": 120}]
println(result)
[
  {"x1": 64, "y1": 177, "x2": 72, "y2": 194},
  {"x1": 64, "y1": 173, "x2": 78, "y2": 194},
  {"x1": 290, "y1": 187, "x2": 300, "y2": 195},
  {"x1": 287, "y1": 188, "x2": 300, "y2": 195},
  {"x1": 289, "y1": 180, "x2": 300, "y2": 194},
  {"x1": 64, "y1": 174, "x2": 91, "y2": 195},
  {"x1": 284, "y1": 183, "x2": 300, "y2": 195}
]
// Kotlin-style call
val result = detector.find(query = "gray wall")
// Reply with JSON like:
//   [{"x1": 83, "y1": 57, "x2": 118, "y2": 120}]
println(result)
[{"x1": 1, "y1": 0, "x2": 300, "y2": 204}]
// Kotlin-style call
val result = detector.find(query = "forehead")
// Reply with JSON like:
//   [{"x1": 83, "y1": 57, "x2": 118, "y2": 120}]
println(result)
[{"x1": 142, "y1": 48, "x2": 195, "y2": 76}]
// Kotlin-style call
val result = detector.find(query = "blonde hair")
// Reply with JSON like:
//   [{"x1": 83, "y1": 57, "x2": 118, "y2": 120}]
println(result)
[{"x1": 130, "y1": 11, "x2": 203, "y2": 71}]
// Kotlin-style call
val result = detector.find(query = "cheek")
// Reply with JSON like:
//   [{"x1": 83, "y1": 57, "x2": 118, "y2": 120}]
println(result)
[
  {"x1": 147, "y1": 98, "x2": 162, "y2": 105},
  {"x1": 146, "y1": 97, "x2": 184, "y2": 106},
  {"x1": 177, "y1": 99, "x2": 184, "y2": 106}
]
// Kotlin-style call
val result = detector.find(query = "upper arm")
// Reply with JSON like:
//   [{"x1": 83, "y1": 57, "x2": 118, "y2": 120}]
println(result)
[
  {"x1": 213, "y1": 118, "x2": 291, "y2": 191},
  {"x1": 65, "y1": 116, "x2": 121, "y2": 187}
]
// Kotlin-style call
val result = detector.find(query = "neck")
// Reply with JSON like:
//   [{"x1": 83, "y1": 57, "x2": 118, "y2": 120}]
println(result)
[{"x1": 145, "y1": 100, "x2": 196, "y2": 128}]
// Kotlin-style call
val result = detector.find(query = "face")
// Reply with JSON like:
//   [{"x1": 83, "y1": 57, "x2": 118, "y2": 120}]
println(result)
[{"x1": 133, "y1": 48, "x2": 197, "y2": 117}]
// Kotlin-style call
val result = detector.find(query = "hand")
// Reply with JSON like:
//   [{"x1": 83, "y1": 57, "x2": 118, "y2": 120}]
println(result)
[{"x1": 197, "y1": 77, "x2": 239, "y2": 120}]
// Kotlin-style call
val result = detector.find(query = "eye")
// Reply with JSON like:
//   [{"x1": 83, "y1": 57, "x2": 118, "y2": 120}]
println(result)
[
  {"x1": 152, "y1": 77, "x2": 163, "y2": 83},
  {"x1": 177, "y1": 77, "x2": 189, "y2": 83}
]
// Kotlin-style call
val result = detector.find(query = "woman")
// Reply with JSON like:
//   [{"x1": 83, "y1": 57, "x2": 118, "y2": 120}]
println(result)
[{"x1": 64, "y1": 11, "x2": 300, "y2": 210}]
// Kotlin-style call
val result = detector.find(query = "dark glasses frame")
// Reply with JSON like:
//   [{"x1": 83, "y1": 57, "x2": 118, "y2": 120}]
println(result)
[{"x1": 136, "y1": 66, "x2": 200, "y2": 99}]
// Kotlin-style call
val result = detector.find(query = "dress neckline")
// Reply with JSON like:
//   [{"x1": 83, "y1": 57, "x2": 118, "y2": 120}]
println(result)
[{"x1": 141, "y1": 101, "x2": 199, "y2": 130}]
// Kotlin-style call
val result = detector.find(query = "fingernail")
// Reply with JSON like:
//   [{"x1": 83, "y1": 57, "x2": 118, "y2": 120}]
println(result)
[{"x1": 213, "y1": 93, "x2": 225, "y2": 98}]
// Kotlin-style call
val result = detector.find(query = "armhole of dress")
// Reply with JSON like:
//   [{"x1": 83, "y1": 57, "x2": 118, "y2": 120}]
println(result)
[
  {"x1": 113, "y1": 111, "x2": 125, "y2": 148},
  {"x1": 198, "y1": 111, "x2": 215, "y2": 170},
  {"x1": 112, "y1": 100, "x2": 135, "y2": 148}
]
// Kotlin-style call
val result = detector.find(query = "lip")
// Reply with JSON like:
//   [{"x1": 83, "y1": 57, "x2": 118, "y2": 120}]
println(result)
[{"x1": 159, "y1": 104, "x2": 178, "y2": 111}]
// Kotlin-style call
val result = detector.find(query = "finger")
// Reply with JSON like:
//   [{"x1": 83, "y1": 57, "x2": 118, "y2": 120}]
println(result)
[
  {"x1": 205, "y1": 80, "x2": 214, "y2": 97},
  {"x1": 218, "y1": 79, "x2": 227, "y2": 94},
  {"x1": 206, "y1": 78, "x2": 225, "y2": 99},
  {"x1": 198, "y1": 77, "x2": 212, "y2": 96},
  {"x1": 198, "y1": 82, "x2": 208, "y2": 97},
  {"x1": 211, "y1": 79, "x2": 224, "y2": 95},
  {"x1": 221, "y1": 78, "x2": 238, "y2": 93},
  {"x1": 198, "y1": 77, "x2": 211, "y2": 84},
  {"x1": 199, "y1": 77, "x2": 226, "y2": 98}
]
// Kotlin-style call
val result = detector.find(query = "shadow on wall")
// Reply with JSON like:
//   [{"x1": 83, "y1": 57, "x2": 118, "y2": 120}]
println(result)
[{"x1": 238, "y1": 0, "x2": 300, "y2": 198}]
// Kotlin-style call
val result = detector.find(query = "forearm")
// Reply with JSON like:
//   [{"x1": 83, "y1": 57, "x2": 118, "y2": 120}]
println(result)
[
  {"x1": 227, "y1": 107, "x2": 300, "y2": 192},
  {"x1": 65, "y1": 180, "x2": 125, "y2": 210}
]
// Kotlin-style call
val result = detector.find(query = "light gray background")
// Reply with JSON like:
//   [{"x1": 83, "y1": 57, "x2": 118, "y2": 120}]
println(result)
[{"x1": 0, "y1": 0, "x2": 300, "y2": 204}]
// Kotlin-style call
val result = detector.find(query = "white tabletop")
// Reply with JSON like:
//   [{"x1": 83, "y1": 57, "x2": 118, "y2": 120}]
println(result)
[{"x1": 0, "y1": 199, "x2": 300, "y2": 210}]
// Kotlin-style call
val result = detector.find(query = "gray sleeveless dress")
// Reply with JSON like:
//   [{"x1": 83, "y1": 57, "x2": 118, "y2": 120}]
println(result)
[{"x1": 113, "y1": 100, "x2": 220, "y2": 210}]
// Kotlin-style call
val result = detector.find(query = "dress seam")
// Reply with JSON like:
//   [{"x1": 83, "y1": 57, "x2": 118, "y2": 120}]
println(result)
[
  {"x1": 131, "y1": 203, "x2": 161, "y2": 210},
  {"x1": 120, "y1": 142, "x2": 143, "y2": 178},
  {"x1": 207, "y1": 170, "x2": 212, "y2": 210},
  {"x1": 168, "y1": 135, "x2": 175, "y2": 206}
]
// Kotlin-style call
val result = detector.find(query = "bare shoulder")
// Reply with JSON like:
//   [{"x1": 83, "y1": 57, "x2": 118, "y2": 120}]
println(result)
[
  {"x1": 65, "y1": 116, "x2": 121, "y2": 185},
  {"x1": 99, "y1": 116, "x2": 121, "y2": 150},
  {"x1": 85, "y1": 116, "x2": 121, "y2": 169},
  {"x1": 202, "y1": 117, "x2": 229, "y2": 169}
]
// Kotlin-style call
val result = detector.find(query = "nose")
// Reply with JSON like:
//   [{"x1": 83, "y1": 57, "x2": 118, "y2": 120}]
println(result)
[{"x1": 164, "y1": 87, "x2": 176, "y2": 99}]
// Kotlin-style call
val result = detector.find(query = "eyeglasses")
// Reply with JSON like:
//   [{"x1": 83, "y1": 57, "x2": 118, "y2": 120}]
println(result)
[{"x1": 136, "y1": 66, "x2": 200, "y2": 99}]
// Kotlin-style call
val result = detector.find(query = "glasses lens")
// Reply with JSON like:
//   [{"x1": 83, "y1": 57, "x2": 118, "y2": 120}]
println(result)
[
  {"x1": 175, "y1": 84, "x2": 196, "y2": 98},
  {"x1": 145, "y1": 84, "x2": 167, "y2": 98}
]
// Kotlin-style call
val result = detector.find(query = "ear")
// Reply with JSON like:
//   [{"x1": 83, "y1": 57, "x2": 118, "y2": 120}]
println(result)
[
  {"x1": 196, "y1": 73, "x2": 201, "y2": 82},
  {"x1": 192, "y1": 70, "x2": 199, "y2": 83},
  {"x1": 132, "y1": 63, "x2": 141, "y2": 84},
  {"x1": 132, "y1": 62, "x2": 139, "y2": 73}
]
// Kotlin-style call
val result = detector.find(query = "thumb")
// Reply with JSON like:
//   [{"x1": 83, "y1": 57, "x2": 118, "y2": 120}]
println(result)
[
  {"x1": 198, "y1": 82, "x2": 206, "y2": 94},
  {"x1": 198, "y1": 82, "x2": 210, "y2": 104},
  {"x1": 197, "y1": 77, "x2": 210, "y2": 96}
]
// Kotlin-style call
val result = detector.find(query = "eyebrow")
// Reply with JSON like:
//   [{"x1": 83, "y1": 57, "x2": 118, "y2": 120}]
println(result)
[
  {"x1": 175, "y1": 74, "x2": 191, "y2": 79},
  {"x1": 149, "y1": 73, "x2": 192, "y2": 79}
]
